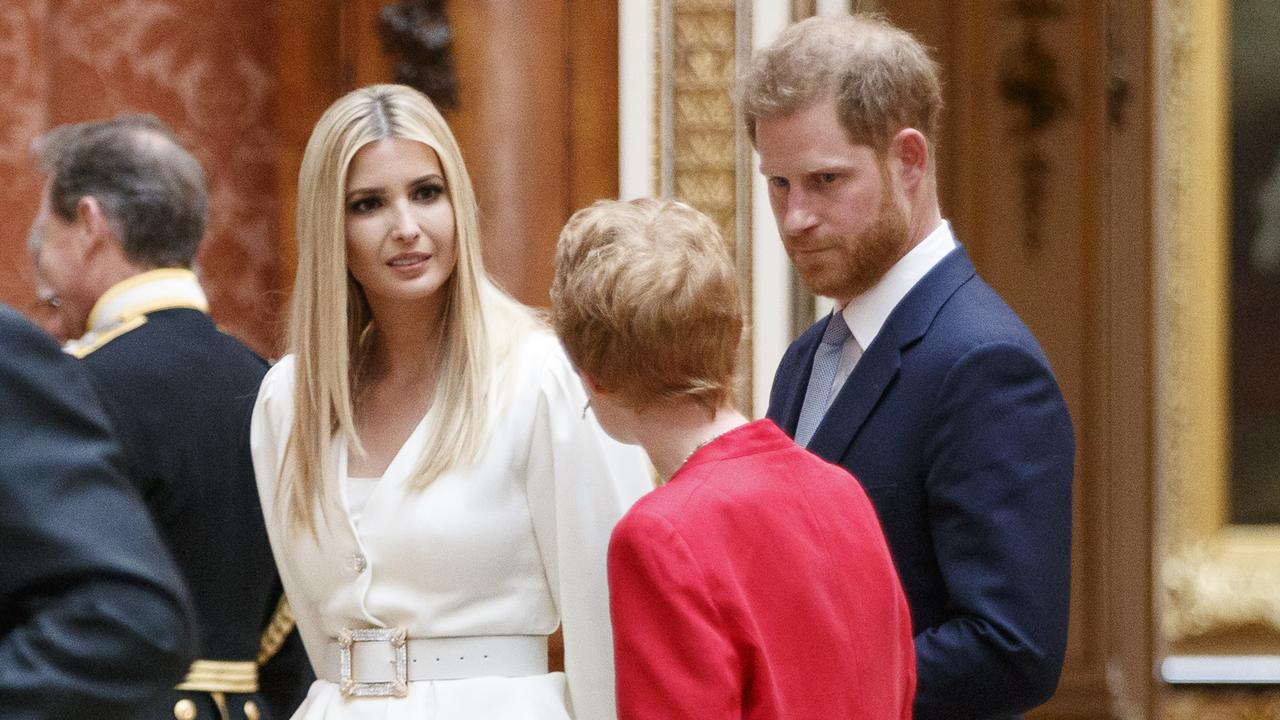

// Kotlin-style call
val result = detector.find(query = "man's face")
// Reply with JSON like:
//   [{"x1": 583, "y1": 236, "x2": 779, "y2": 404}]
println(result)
[
  {"x1": 30, "y1": 188, "x2": 91, "y2": 337},
  {"x1": 756, "y1": 99, "x2": 910, "y2": 304}
]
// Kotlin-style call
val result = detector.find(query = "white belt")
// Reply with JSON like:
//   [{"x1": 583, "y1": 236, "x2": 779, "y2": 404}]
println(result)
[{"x1": 323, "y1": 627, "x2": 549, "y2": 697}]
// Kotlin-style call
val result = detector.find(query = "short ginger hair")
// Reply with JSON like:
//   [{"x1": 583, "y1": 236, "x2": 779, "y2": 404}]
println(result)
[
  {"x1": 738, "y1": 13, "x2": 943, "y2": 152},
  {"x1": 551, "y1": 198, "x2": 742, "y2": 411}
]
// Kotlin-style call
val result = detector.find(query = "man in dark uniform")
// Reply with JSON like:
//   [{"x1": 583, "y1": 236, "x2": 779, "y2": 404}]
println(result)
[
  {"x1": 0, "y1": 303, "x2": 197, "y2": 719},
  {"x1": 29, "y1": 116, "x2": 313, "y2": 720}
]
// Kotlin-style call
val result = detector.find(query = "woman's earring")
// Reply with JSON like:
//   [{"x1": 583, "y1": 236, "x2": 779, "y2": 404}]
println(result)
[{"x1": 581, "y1": 398, "x2": 591, "y2": 419}]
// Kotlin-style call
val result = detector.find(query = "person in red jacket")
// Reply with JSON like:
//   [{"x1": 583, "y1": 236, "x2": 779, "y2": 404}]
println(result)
[{"x1": 550, "y1": 197, "x2": 915, "y2": 720}]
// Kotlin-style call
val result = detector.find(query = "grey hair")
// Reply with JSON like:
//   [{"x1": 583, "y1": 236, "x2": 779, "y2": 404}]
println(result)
[{"x1": 37, "y1": 115, "x2": 208, "y2": 268}]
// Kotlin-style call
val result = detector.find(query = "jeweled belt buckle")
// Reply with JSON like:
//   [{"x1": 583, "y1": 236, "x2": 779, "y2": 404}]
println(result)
[{"x1": 337, "y1": 627, "x2": 409, "y2": 698}]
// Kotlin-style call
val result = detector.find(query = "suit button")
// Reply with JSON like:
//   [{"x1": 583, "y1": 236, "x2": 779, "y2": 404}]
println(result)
[
  {"x1": 173, "y1": 698, "x2": 197, "y2": 720},
  {"x1": 352, "y1": 553, "x2": 367, "y2": 572}
]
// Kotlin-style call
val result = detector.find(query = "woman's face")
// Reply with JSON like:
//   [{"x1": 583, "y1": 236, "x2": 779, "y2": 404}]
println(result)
[{"x1": 344, "y1": 137, "x2": 457, "y2": 312}]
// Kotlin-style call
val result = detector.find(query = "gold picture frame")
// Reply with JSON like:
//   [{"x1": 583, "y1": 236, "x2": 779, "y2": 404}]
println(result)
[{"x1": 1156, "y1": 0, "x2": 1280, "y2": 657}]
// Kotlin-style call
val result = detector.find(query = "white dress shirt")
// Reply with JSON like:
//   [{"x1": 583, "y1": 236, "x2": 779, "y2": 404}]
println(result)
[{"x1": 826, "y1": 220, "x2": 959, "y2": 401}]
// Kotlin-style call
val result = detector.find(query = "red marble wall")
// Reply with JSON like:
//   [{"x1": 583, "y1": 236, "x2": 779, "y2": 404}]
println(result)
[{"x1": 0, "y1": 0, "x2": 282, "y2": 355}]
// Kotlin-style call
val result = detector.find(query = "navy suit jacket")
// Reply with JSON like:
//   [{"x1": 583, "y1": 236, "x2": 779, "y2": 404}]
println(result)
[
  {"x1": 0, "y1": 305, "x2": 196, "y2": 718},
  {"x1": 767, "y1": 247, "x2": 1074, "y2": 720}
]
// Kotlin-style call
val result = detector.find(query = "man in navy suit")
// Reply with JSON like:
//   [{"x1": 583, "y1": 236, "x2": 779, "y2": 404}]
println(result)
[
  {"x1": 0, "y1": 304, "x2": 196, "y2": 719},
  {"x1": 740, "y1": 14, "x2": 1074, "y2": 719}
]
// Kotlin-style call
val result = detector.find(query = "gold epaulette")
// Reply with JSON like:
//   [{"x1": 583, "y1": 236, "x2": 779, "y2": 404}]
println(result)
[
  {"x1": 256, "y1": 595, "x2": 296, "y2": 665},
  {"x1": 65, "y1": 315, "x2": 147, "y2": 359},
  {"x1": 175, "y1": 659, "x2": 258, "y2": 694}
]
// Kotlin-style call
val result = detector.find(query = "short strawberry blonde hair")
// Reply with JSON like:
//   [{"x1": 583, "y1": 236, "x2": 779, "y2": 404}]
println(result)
[
  {"x1": 551, "y1": 198, "x2": 742, "y2": 410},
  {"x1": 738, "y1": 13, "x2": 943, "y2": 153}
]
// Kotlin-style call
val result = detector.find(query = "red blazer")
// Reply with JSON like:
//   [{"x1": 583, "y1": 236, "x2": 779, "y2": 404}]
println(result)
[{"x1": 609, "y1": 419, "x2": 915, "y2": 719}]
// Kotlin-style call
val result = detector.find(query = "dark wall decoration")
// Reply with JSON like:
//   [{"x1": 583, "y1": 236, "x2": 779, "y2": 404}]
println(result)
[
  {"x1": 378, "y1": 0, "x2": 459, "y2": 109},
  {"x1": 998, "y1": 0, "x2": 1072, "y2": 251}
]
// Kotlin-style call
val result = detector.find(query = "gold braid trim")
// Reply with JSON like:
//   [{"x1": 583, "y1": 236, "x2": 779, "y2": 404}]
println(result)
[
  {"x1": 175, "y1": 660, "x2": 257, "y2": 693},
  {"x1": 256, "y1": 595, "x2": 295, "y2": 665},
  {"x1": 67, "y1": 316, "x2": 147, "y2": 358}
]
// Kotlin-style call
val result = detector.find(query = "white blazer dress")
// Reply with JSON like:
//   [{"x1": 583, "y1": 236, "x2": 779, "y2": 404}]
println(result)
[{"x1": 250, "y1": 332, "x2": 652, "y2": 719}]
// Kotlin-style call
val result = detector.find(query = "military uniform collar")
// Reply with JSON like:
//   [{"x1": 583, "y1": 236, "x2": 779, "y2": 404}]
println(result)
[
  {"x1": 65, "y1": 269, "x2": 208, "y2": 356},
  {"x1": 86, "y1": 268, "x2": 209, "y2": 332}
]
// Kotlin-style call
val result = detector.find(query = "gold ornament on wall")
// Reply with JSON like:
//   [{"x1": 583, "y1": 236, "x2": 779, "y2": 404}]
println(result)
[{"x1": 656, "y1": 0, "x2": 753, "y2": 409}]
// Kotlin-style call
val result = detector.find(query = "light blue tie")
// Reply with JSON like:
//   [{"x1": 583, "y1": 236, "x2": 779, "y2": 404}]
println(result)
[{"x1": 794, "y1": 312, "x2": 852, "y2": 447}]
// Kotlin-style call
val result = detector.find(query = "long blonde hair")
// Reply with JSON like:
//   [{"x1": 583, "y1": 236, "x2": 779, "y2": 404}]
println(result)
[{"x1": 283, "y1": 84, "x2": 537, "y2": 533}]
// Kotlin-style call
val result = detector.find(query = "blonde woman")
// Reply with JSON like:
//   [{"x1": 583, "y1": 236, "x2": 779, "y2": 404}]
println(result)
[{"x1": 250, "y1": 84, "x2": 651, "y2": 719}]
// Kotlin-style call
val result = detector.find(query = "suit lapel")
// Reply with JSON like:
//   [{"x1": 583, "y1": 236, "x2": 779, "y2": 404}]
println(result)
[
  {"x1": 805, "y1": 247, "x2": 978, "y2": 462},
  {"x1": 806, "y1": 338, "x2": 901, "y2": 460}
]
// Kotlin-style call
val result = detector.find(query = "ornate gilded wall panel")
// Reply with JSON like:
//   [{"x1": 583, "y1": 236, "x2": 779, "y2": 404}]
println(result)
[
  {"x1": 1155, "y1": 0, "x2": 1280, "y2": 653},
  {"x1": 657, "y1": 0, "x2": 752, "y2": 406},
  {"x1": 1155, "y1": 0, "x2": 1280, "y2": 713},
  {"x1": 1166, "y1": 689, "x2": 1280, "y2": 720},
  {"x1": 668, "y1": 1, "x2": 738, "y2": 244}
]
